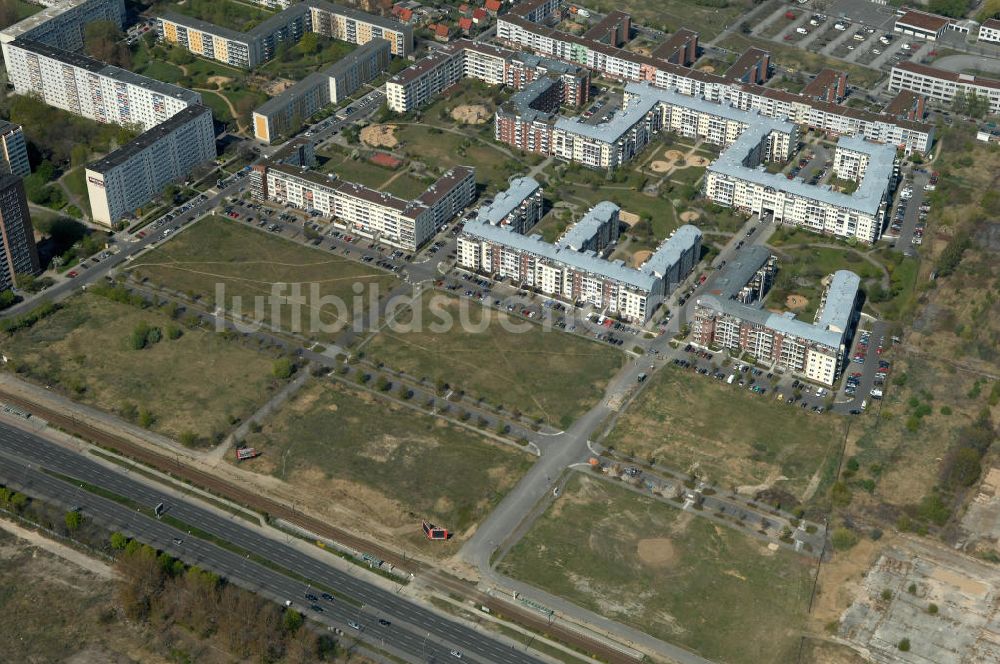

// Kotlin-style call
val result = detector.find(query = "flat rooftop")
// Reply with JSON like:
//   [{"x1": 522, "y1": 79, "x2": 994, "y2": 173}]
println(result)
[
  {"x1": 0, "y1": 0, "x2": 106, "y2": 41},
  {"x1": 87, "y1": 105, "x2": 212, "y2": 173},
  {"x1": 474, "y1": 176, "x2": 541, "y2": 226}
]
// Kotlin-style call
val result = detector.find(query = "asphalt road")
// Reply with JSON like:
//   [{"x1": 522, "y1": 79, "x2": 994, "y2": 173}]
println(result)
[{"x1": 0, "y1": 422, "x2": 543, "y2": 664}]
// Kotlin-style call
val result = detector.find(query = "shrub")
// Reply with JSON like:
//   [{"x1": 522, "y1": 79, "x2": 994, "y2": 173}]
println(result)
[
  {"x1": 831, "y1": 527, "x2": 858, "y2": 551},
  {"x1": 898, "y1": 638, "x2": 910, "y2": 652}
]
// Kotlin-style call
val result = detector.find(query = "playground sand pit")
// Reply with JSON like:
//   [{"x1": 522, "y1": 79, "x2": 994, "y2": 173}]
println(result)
[
  {"x1": 698, "y1": 65, "x2": 716, "y2": 73},
  {"x1": 786, "y1": 294, "x2": 809, "y2": 309},
  {"x1": 637, "y1": 538, "x2": 677, "y2": 568},
  {"x1": 650, "y1": 160, "x2": 672, "y2": 173},
  {"x1": 207, "y1": 75, "x2": 234, "y2": 87},
  {"x1": 679, "y1": 211, "x2": 700, "y2": 223},
  {"x1": 361, "y1": 124, "x2": 399, "y2": 149},
  {"x1": 619, "y1": 210, "x2": 641, "y2": 227},
  {"x1": 451, "y1": 104, "x2": 491, "y2": 124},
  {"x1": 664, "y1": 150, "x2": 684, "y2": 161},
  {"x1": 631, "y1": 250, "x2": 653, "y2": 267},
  {"x1": 689, "y1": 156, "x2": 710, "y2": 167}
]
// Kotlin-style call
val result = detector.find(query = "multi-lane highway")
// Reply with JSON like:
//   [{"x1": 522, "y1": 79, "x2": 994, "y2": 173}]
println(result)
[{"x1": 0, "y1": 421, "x2": 543, "y2": 664}]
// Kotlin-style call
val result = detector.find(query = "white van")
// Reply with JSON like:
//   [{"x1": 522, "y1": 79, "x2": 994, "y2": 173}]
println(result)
[
  {"x1": 727, "y1": 374, "x2": 736, "y2": 384},
  {"x1": 861, "y1": 399, "x2": 868, "y2": 411},
  {"x1": 796, "y1": 27, "x2": 808, "y2": 34}
]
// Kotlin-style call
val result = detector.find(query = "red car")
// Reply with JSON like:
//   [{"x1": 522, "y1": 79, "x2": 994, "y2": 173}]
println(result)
[
  {"x1": 137, "y1": 231, "x2": 146, "y2": 238},
  {"x1": 67, "y1": 270, "x2": 78, "y2": 278}
]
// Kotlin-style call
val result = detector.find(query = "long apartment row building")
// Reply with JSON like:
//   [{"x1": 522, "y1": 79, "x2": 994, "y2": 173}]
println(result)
[
  {"x1": 889, "y1": 61, "x2": 1000, "y2": 114},
  {"x1": 253, "y1": 163, "x2": 475, "y2": 250},
  {"x1": 253, "y1": 38, "x2": 391, "y2": 142},
  {"x1": 497, "y1": 0, "x2": 934, "y2": 153},
  {"x1": 385, "y1": 38, "x2": 588, "y2": 114},
  {"x1": 693, "y1": 247, "x2": 860, "y2": 386},
  {"x1": 0, "y1": 0, "x2": 217, "y2": 227},
  {"x1": 457, "y1": 177, "x2": 701, "y2": 322},
  {"x1": 156, "y1": 0, "x2": 412, "y2": 69}
]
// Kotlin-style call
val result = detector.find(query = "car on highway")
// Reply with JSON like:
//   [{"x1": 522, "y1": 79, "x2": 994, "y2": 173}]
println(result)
[
  {"x1": 450, "y1": 651, "x2": 463, "y2": 659},
  {"x1": 311, "y1": 604, "x2": 324, "y2": 612},
  {"x1": 348, "y1": 621, "x2": 362, "y2": 631},
  {"x1": 378, "y1": 618, "x2": 391, "y2": 626},
  {"x1": 321, "y1": 592, "x2": 334, "y2": 601}
]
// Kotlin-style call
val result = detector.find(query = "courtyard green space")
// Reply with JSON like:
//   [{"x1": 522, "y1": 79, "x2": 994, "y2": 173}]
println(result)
[
  {"x1": 500, "y1": 473, "x2": 816, "y2": 664},
  {"x1": 259, "y1": 36, "x2": 356, "y2": 79},
  {"x1": 1, "y1": 293, "x2": 283, "y2": 443},
  {"x1": 317, "y1": 147, "x2": 431, "y2": 199},
  {"x1": 767, "y1": 244, "x2": 885, "y2": 320},
  {"x1": 392, "y1": 125, "x2": 524, "y2": 194},
  {"x1": 363, "y1": 292, "x2": 625, "y2": 428},
  {"x1": 154, "y1": 0, "x2": 273, "y2": 32},
  {"x1": 127, "y1": 216, "x2": 398, "y2": 337},
  {"x1": 239, "y1": 378, "x2": 534, "y2": 548},
  {"x1": 603, "y1": 363, "x2": 846, "y2": 501}
]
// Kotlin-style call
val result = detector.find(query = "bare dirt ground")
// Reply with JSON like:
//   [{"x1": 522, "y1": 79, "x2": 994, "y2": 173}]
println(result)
[
  {"x1": 631, "y1": 250, "x2": 653, "y2": 267},
  {"x1": 699, "y1": 65, "x2": 716, "y2": 73},
  {"x1": 0, "y1": 518, "x2": 116, "y2": 579},
  {"x1": 688, "y1": 155, "x2": 711, "y2": 167},
  {"x1": 786, "y1": 294, "x2": 809, "y2": 309},
  {"x1": 636, "y1": 537, "x2": 677, "y2": 567},
  {"x1": 263, "y1": 78, "x2": 295, "y2": 95},
  {"x1": 451, "y1": 104, "x2": 491, "y2": 124},
  {"x1": 206, "y1": 75, "x2": 233, "y2": 88},
  {"x1": 618, "y1": 210, "x2": 641, "y2": 226},
  {"x1": 679, "y1": 210, "x2": 700, "y2": 223},
  {"x1": 649, "y1": 160, "x2": 671, "y2": 173},
  {"x1": 361, "y1": 124, "x2": 399, "y2": 148}
]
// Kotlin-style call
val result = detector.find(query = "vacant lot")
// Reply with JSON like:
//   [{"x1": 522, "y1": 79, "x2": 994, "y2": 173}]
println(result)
[
  {"x1": 128, "y1": 216, "x2": 398, "y2": 337},
  {"x1": 604, "y1": 364, "x2": 845, "y2": 500},
  {"x1": 239, "y1": 379, "x2": 533, "y2": 549},
  {"x1": 500, "y1": 474, "x2": 815, "y2": 664},
  {"x1": 364, "y1": 292, "x2": 624, "y2": 428},
  {"x1": 1, "y1": 293, "x2": 281, "y2": 443}
]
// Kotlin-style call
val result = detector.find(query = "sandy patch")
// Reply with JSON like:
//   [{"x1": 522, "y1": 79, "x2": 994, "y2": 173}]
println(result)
[
  {"x1": 619, "y1": 210, "x2": 641, "y2": 226},
  {"x1": 361, "y1": 124, "x2": 399, "y2": 149},
  {"x1": 699, "y1": 65, "x2": 716, "y2": 73},
  {"x1": 631, "y1": 250, "x2": 653, "y2": 267},
  {"x1": 679, "y1": 211, "x2": 700, "y2": 223},
  {"x1": 207, "y1": 75, "x2": 233, "y2": 87},
  {"x1": 689, "y1": 155, "x2": 710, "y2": 167},
  {"x1": 451, "y1": 104, "x2": 490, "y2": 124},
  {"x1": 664, "y1": 149, "x2": 684, "y2": 161},
  {"x1": 650, "y1": 160, "x2": 671, "y2": 173},
  {"x1": 637, "y1": 537, "x2": 677, "y2": 568},
  {"x1": 263, "y1": 78, "x2": 295, "y2": 96},
  {"x1": 786, "y1": 294, "x2": 808, "y2": 309}
]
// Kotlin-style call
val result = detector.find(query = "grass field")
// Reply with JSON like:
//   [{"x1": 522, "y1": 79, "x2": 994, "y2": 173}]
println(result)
[
  {"x1": 1, "y1": 293, "x2": 281, "y2": 442},
  {"x1": 768, "y1": 245, "x2": 884, "y2": 320},
  {"x1": 576, "y1": 0, "x2": 750, "y2": 39},
  {"x1": 318, "y1": 148, "x2": 430, "y2": 198},
  {"x1": 239, "y1": 379, "x2": 533, "y2": 547},
  {"x1": 393, "y1": 125, "x2": 523, "y2": 194},
  {"x1": 604, "y1": 364, "x2": 845, "y2": 500},
  {"x1": 259, "y1": 37, "x2": 356, "y2": 79},
  {"x1": 363, "y1": 292, "x2": 625, "y2": 428},
  {"x1": 196, "y1": 90, "x2": 234, "y2": 122},
  {"x1": 500, "y1": 474, "x2": 815, "y2": 664},
  {"x1": 127, "y1": 216, "x2": 399, "y2": 338}
]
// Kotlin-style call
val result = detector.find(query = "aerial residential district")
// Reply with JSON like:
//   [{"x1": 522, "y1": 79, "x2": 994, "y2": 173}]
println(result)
[{"x1": 1, "y1": 0, "x2": 1000, "y2": 660}]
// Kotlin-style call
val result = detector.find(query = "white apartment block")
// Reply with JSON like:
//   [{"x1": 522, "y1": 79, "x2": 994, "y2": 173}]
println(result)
[
  {"x1": 3, "y1": 39, "x2": 201, "y2": 131},
  {"x1": 980, "y1": 19, "x2": 1000, "y2": 44},
  {"x1": 457, "y1": 180, "x2": 702, "y2": 322},
  {"x1": 705, "y1": 129, "x2": 898, "y2": 245},
  {"x1": 496, "y1": 0, "x2": 934, "y2": 154},
  {"x1": 0, "y1": 121, "x2": 31, "y2": 178},
  {"x1": 259, "y1": 164, "x2": 475, "y2": 250},
  {"x1": 693, "y1": 269, "x2": 860, "y2": 386},
  {"x1": 889, "y1": 62, "x2": 1000, "y2": 114},
  {"x1": 0, "y1": 0, "x2": 125, "y2": 54},
  {"x1": 86, "y1": 105, "x2": 216, "y2": 227}
]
